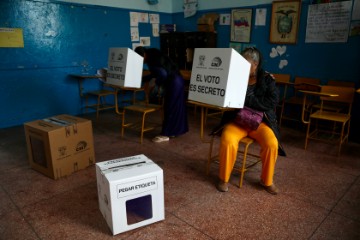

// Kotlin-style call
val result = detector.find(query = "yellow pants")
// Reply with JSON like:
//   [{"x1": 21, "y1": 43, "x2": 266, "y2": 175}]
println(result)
[{"x1": 219, "y1": 122, "x2": 278, "y2": 186}]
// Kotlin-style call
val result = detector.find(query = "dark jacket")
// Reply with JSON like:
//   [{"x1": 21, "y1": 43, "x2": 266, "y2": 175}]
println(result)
[{"x1": 214, "y1": 71, "x2": 286, "y2": 156}]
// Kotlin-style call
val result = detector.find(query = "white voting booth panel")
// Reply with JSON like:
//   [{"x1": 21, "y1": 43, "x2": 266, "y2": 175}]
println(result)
[
  {"x1": 188, "y1": 48, "x2": 250, "y2": 108},
  {"x1": 96, "y1": 154, "x2": 164, "y2": 235},
  {"x1": 106, "y1": 48, "x2": 144, "y2": 88}
]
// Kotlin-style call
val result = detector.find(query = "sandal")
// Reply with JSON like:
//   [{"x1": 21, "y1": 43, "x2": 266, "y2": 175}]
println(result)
[{"x1": 152, "y1": 135, "x2": 170, "y2": 143}]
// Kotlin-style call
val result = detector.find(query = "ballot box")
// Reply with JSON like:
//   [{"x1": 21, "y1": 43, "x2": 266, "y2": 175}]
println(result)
[
  {"x1": 96, "y1": 154, "x2": 165, "y2": 235},
  {"x1": 24, "y1": 114, "x2": 95, "y2": 179}
]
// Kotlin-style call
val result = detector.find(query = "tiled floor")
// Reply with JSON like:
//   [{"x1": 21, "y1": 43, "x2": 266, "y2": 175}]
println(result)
[{"x1": 1, "y1": 109, "x2": 360, "y2": 240}]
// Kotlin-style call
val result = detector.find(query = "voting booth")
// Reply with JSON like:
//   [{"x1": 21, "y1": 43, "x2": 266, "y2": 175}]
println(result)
[
  {"x1": 188, "y1": 48, "x2": 250, "y2": 108},
  {"x1": 106, "y1": 48, "x2": 144, "y2": 88},
  {"x1": 96, "y1": 154, "x2": 165, "y2": 235}
]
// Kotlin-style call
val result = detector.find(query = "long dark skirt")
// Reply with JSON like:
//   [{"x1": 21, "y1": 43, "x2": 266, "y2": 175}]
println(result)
[{"x1": 161, "y1": 74, "x2": 189, "y2": 137}]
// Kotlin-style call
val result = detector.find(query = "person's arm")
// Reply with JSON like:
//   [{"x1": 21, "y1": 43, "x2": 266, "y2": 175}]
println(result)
[
  {"x1": 149, "y1": 66, "x2": 167, "y2": 86},
  {"x1": 246, "y1": 74, "x2": 279, "y2": 112}
]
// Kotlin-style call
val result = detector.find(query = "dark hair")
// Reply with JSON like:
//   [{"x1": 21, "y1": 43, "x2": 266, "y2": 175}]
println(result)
[
  {"x1": 134, "y1": 46, "x2": 146, "y2": 57},
  {"x1": 137, "y1": 47, "x2": 179, "y2": 77}
]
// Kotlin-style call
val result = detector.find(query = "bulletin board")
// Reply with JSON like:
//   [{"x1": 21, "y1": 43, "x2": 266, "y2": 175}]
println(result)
[{"x1": 305, "y1": 1, "x2": 352, "y2": 43}]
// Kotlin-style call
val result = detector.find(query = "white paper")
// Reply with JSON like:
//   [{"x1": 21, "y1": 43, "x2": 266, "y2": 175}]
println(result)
[
  {"x1": 139, "y1": 13, "x2": 149, "y2": 23},
  {"x1": 305, "y1": 1, "x2": 352, "y2": 43},
  {"x1": 149, "y1": 14, "x2": 160, "y2": 23},
  {"x1": 140, "y1": 37, "x2": 151, "y2": 46},
  {"x1": 219, "y1": 14, "x2": 231, "y2": 25},
  {"x1": 255, "y1": 8, "x2": 266, "y2": 26},
  {"x1": 152, "y1": 24, "x2": 159, "y2": 37},
  {"x1": 130, "y1": 12, "x2": 139, "y2": 27},
  {"x1": 130, "y1": 27, "x2": 139, "y2": 42}
]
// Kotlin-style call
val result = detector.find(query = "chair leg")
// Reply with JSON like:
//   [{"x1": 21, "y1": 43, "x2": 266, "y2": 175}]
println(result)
[
  {"x1": 346, "y1": 121, "x2": 351, "y2": 144},
  {"x1": 140, "y1": 112, "x2": 148, "y2": 144},
  {"x1": 85, "y1": 95, "x2": 89, "y2": 114},
  {"x1": 337, "y1": 123, "x2": 346, "y2": 156},
  {"x1": 96, "y1": 95, "x2": 101, "y2": 119},
  {"x1": 305, "y1": 119, "x2": 311, "y2": 150},
  {"x1": 239, "y1": 142, "x2": 251, "y2": 188},
  {"x1": 279, "y1": 102, "x2": 284, "y2": 127},
  {"x1": 121, "y1": 109, "x2": 126, "y2": 138},
  {"x1": 206, "y1": 136, "x2": 215, "y2": 175}
]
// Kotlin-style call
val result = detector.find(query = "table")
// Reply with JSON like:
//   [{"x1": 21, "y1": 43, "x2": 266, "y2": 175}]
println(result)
[
  {"x1": 69, "y1": 74, "x2": 104, "y2": 97},
  {"x1": 70, "y1": 74, "x2": 149, "y2": 116},
  {"x1": 187, "y1": 100, "x2": 235, "y2": 143}
]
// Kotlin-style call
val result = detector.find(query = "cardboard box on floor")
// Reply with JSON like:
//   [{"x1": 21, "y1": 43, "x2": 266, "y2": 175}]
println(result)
[
  {"x1": 24, "y1": 114, "x2": 95, "y2": 180},
  {"x1": 96, "y1": 154, "x2": 165, "y2": 235},
  {"x1": 188, "y1": 48, "x2": 250, "y2": 108},
  {"x1": 106, "y1": 48, "x2": 144, "y2": 88}
]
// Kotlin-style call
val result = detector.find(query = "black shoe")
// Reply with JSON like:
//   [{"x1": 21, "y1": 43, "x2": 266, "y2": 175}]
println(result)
[
  {"x1": 217, "y1": 181, "x2": 228, "y2": 192},
  {"x1": 260, "y1": 180, "x2": 279, "y2": 195}
]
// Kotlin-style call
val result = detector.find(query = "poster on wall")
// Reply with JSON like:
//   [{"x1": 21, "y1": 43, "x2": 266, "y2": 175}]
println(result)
[
  {"x1": 305, "y1": 1, "x2": 352, "y2": 43},
  {"x1": 184, "y1": 0, "x2": 198, "y2": 18},
  {"x1": 230, "y1": 9, "x2": 252, "y2": 42},
  {"x1": 255, "y1": 8, "x2": 267, "y2": 26},
  {"x1": 353, "y1": 0, "x2": 360, "y2": 20},
  {"x1": 269, "y1": 0, "x2": 301, "y2": 44},
  {"x1": 0, "y1": 28, "x2": 24, "y2": 48}
]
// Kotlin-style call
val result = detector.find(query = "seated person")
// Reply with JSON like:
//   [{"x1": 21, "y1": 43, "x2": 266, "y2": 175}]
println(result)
[{"x1": 215, "y1": 47, "x2": 286, "y2": 194}]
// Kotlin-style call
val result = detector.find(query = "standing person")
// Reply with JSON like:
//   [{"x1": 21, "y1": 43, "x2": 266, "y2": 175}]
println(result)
[
  {"x1": 215, "y1": 47, "x2": 286, "y2": 194},
  {"x1": 135, "y1": 46, "x2": 189, "y2": 142}
]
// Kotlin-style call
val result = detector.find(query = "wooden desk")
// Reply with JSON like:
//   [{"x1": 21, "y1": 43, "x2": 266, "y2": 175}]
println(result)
[
  {"x1": 69, "y1": 74, "x2": 118, "y2": 119},
  {"x1": 299, "y1": 90, "x2": 339, "y2": 124},
  {"x1": 70, "y1": 73, "x2": 148, "y2": 109},
  {"x1": 69, "y1": 74, "x2": 104, "y2": 97},
  {"x1": 187, "y1": 100, "x2": 235, "y2": 142}
]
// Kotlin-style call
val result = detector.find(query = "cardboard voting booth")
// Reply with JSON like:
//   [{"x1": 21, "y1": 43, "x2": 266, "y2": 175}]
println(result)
[
  {"x1": 96, "y1": 154, "x2": 164, "y2": 235},
  {"x1": 24, "y1": 115, "x2": 95, "y2": 180},
  {"x1": 188, "y1": 48, "x2": 251, "y2": 108},
  {"x1": 106, "y1": 48, "x2": 144, "y2": 88}
]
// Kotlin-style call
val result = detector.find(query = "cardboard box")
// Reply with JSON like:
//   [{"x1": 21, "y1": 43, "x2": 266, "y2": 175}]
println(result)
[
  {"x1": 106, "y1": 48, "x2": 144, "y2": 88},
  {"x1": 188, "y1": 48, "x2": 251, "y2": 108},
  {"x1": 24, "y1": 115, "x2": 95, "y2": 180},
  {"x1": 96, "y1": 154, "x2": 165, "y2": 235}
]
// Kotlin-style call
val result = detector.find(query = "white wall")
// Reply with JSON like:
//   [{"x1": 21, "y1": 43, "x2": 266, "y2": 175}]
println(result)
[
  {"x1": 172, "y1": 0, "x2": 274, "y2": 13},
  {"x1": 55, "y1": 0, "x2": 173, "y2": 12},
  {"x1": 54, "y1": 0, "x2": 276, "y2": 13}
]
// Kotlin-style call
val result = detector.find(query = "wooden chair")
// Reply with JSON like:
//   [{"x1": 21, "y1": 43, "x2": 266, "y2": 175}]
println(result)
[
  {"x1": 311, "y1": 80, "x2": 355, "y2": 113},
  {"x1": 302, "y1": 86, "x2": 355, "y2": 156},
  {"x1": 273, "y1": 73, "x2": 291, "y2": 127},
  {"x1": 282, "y1": 77, "x2": 321, "y2": 127},
  {"x1": 206, "y1": 128, "x2": 261, "y2": 188},
  {"x1": 119, "y1": 79, "x2": 163, "y2": 144},
  {"x1": 120, "y1": 103, "x2": 163, "y2": 144},
  {"x1": 85, "y1": 83, "x2": 116, "y2": 120},
  {"x1": 327, "y1": 80, "x2": 355, "y2": 88}
]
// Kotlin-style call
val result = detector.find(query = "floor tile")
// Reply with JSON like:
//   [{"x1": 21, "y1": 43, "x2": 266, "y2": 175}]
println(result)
[{"x1": 0, "y1": 110, "x2": 359, "y2": 239}]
